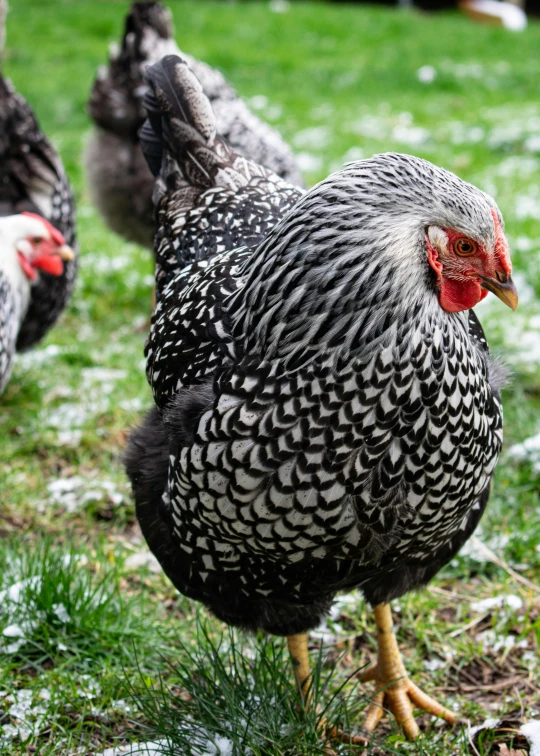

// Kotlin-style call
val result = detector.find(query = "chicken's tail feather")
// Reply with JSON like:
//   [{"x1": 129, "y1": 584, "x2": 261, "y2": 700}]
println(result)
[
  {"x1": 141, "y1": 55, "x2": 250, "y2": 190},
  {"x1": 122, "y1": 1, "x2": 174, "y2": 61}
]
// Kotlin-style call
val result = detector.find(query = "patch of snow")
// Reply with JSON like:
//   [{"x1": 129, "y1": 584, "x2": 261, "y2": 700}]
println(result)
[
  {"x1": 513, "y1": 272, "x2": 537, "y2": 306},
  {"x1": 2, "y1": 624, "x2": 25, "y2": 638},
  {"x1": 77, "y1": 323, "x2": 96, "y2": 341},
  {"x1": 16, "y1": 344, "x2": 63, "y2": 369},
  {"x1": 444, "y1": 61, "x2": 485, "y2": 79},
  {"x1": 472, "y1": 720, "x2": 540, "y2": 756},
  {"x1": 476, "y1": 630, "x2": 527, "y2": 653},
  {"x1": 392, "y1": 123, "x2": 430, "y2": 146},
  {"x1": 43, "y1": 402, "x2": 95, "y2": 430},
  {"x1": 53, "y1": 603, "x2": 71, "y2": 624},
  {"x1": 522, "y1": 722, "x2": 540, "y2": 756},
  {"x1": 525, "y1": 136, "x2": 540, "y2": 153},
  {"x1": 507, "y1": 432, "x2": 540, "y2": 472},
  {"x1": 81, "y1": 368, "x2": 127, "y2": 383},
  {"x1": 0, "y1": 577, "x2": 41, "y2": 605},
  {"x1": 443, "y1": 122, "x2": 485, "y2": 145},
  {"x1": 109, "y1": 699, "x2": 134, "y2": 715},
  {"x1": 56, "y1": 429, "x2": 83, "y2": 446},
  {"x1": 312, "y1": 618, "x2": 344, "y2": 644},
  {"x1": 62, "y1": 554, "x2": 88, "y2": 567},
  {"x1": 343, "y1": 146, "x2": 365, "y2": 164},
  {"x1": 424, "y1": 657, "x2": 446, "y2": 672},
  {"x1": 0, "y1": 688, "x2": 51, "y2": 742},
  {"x1": 294, "y1": 152, "x2": 323, "y2": 174},
  {"x1": 293, "y1": 126, "x2": 329, "y2": 150},
  {"x1": 470, "y1": 595, "x2": 523, "y2": 613},
  {"x1": 459, "y1": 537, "x2": 489, "y2": 562},
  {"x1": 517, "y1": 330, "x2": 540, "y2": 367},
  {"x1": 248, "y1": 95, "x2": 268, "y2": 111},
  {"x1": 353, "y1": 111, "x2": 430, "y2": 147},
  {"x1": 47, "y1": 476, "x2": 127, "y2": 512},
  {"x1": 269, "y1": 0, "x2": 290, "y2": 12},
  {"x1": 353, "y1": 113, "x2": 391, "y2": 140},
  {"x1": 98, "y1": 734, "x2": 235, "y2": 755},
  {"x1": 469, "y1": 717, "x2": 501, "y2": 737},
  {"x1": 119, "y1": 397, "x2": 144, "y2": 412},
  {"x1": 1, "y1": 624, "x2": 28, "y2": 654},
  {"x1": 332, "y1": 591, "x2": 362, "y2": 616},
  {"x1": 514, "y1": 236, "x2": 536, "y2": 252},
  {"x1": 76, "y1": 675, "x2": 101, "y2": 700},
  {"x1": 0, "y1": 577, "x2": 44, "y2": 653},
  {"x1": 514, "y1": 193, "x2": 540, "y2": 221},
  {"x1": 83, "y1": 253, "x2": 131, "y2": 275},
  {"x1": 494, "y1": 155, "x2": 540, "y2": 179},
  {"x1": 264, "y1": 104, "x2": 282, "y2": 121},
  {"x1": 310, "y1": 103, "x2": 334, "y2": 120},
  {"x1": 417, "y1": 65, "x2": 437, "y2": 84},
  {"x1": 522, "y1": 651, "x2": 537, "y2": 669},
  {"x1": 487, "y1": 533, "x2": 510, "y2": 551},
  {"x1": 124, "y1": 551, "x2": 161, "y2": 573}
]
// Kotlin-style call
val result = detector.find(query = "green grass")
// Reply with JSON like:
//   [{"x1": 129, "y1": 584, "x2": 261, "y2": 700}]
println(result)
[{"x1": 1, "y1": 0, "x2": 540, "y2": 753}]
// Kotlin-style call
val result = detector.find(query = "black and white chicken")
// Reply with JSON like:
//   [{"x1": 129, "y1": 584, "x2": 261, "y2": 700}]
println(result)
[
  {"x1": 85, "y1": 0, "x2": 303, "y2": 250},
  {"x1": 0, "y1": 12, "x2": 77, "y2": 353},
  {"x1": 125, "y1": 56, "x2": 517, "y2": 740},
  {"x1": 0, "y1": 214, "x2": 74, "y2": 394}
]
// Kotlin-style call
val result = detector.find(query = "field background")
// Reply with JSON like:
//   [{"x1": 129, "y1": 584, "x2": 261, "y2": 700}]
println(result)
[{"x1": 1, "y1": 1, "x2": 540, "y2": 754}]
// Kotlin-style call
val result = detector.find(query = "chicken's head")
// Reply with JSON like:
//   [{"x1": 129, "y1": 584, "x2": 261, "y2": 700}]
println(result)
[
  {"x1": 13, "y1": 213, "x2": 74, "y2": 281},
  {"x1": 0, "y1": 213, "x2": 74, "y2": 282},
  {"x1": 426, "y1": 208, "x2": 517, "y2": 313}
]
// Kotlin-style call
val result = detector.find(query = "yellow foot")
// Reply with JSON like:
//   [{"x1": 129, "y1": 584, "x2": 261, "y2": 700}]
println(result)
[
  {"x1": 360, "y1": 663, "x2": 456, "y2": 740},
  {"x1": 359, "y1": 604, "x2": 457, "y2": 741}
]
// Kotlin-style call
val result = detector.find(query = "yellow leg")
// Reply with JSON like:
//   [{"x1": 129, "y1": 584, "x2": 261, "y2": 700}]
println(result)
[
  {"x1": 359, "y1": 603, "x2": 457, "y2": 740},
  {"x1": 287, "y1": 633, "x2": 312, "y2": 707},
  {"x1": 287, "y1": 633, "x2": 367, "y2": 746}
]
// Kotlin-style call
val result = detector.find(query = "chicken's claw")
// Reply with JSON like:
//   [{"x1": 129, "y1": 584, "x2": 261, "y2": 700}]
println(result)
[{"x1": 360, "y1": 604, "x2": 457, "y2": 740}]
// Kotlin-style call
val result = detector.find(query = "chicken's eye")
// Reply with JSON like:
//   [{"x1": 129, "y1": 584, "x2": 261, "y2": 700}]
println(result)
[
  {"x1": 454, "y1": 239, "x2": 477, "y2": 257},
  {"x1": 30, "y1": 237, "x2": 44, "y2": 245}
]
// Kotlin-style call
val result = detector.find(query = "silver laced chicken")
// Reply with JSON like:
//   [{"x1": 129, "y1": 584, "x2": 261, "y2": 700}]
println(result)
[{"x1": 125, "y1": 55, "x2": 517, "y2": 742}]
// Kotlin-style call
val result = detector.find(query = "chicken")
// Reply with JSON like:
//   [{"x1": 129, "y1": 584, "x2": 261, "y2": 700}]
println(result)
[
  {"x1": 0, "y1": 214, "x2": 74, "y2": 394},
  {"x1": 0, "y1": 68, "x2": 77, "y2": 351},
  {"x1": 86, "y1": 0, "x2": 303, "y2": 250},
  {"x1": 125, "y1": 56, "x2": 518, "y2": 741}
]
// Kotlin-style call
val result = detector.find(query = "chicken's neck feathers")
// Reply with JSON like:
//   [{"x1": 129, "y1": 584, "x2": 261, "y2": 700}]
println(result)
[
  {"x1": 226, "y1": 154, "x2": 497, "y2": 368},
  {"x1": 0, "y1": 248, "x2": 30, "y2": 326},
  {"x1": 227, "y1": 216, "x2": 447, "y2": 370}
]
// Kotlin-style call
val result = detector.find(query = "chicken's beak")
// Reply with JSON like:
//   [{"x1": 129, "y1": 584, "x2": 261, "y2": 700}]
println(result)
[
  {"x1": 56, "y1": 244, "x2": 75, "y2": 261},
  {"x1": 478, "y1": 272, "x2": 518, "y2": 311}
]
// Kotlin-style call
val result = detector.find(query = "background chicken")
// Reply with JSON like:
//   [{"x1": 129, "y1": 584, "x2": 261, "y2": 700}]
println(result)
[
  {"x1": 0, "y1": 214, "x2": 74, "y2": 394},
  {"x1": 0, "y1": 4, "x2": 77, "y2": 352},
  {"x1": 85, "y1": 0, "x2": 303, "y2": 250},
  {"x1": 125, "y1": 55, "x2": 518, "y2": 741}
]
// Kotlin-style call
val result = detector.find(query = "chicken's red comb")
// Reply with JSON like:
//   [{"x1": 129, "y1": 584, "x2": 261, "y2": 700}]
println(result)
[
  {"x1": 491, "y1": 209, "x2": 511, "y2": 277},
  {"x1": 21, "y1": 212, "x2": 66, "y2": 247}
]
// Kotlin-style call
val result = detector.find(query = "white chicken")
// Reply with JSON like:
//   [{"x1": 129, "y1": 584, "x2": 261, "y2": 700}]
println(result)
[{"x1": 0, "y1": 214, "x2": 73, "y2": 394}]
